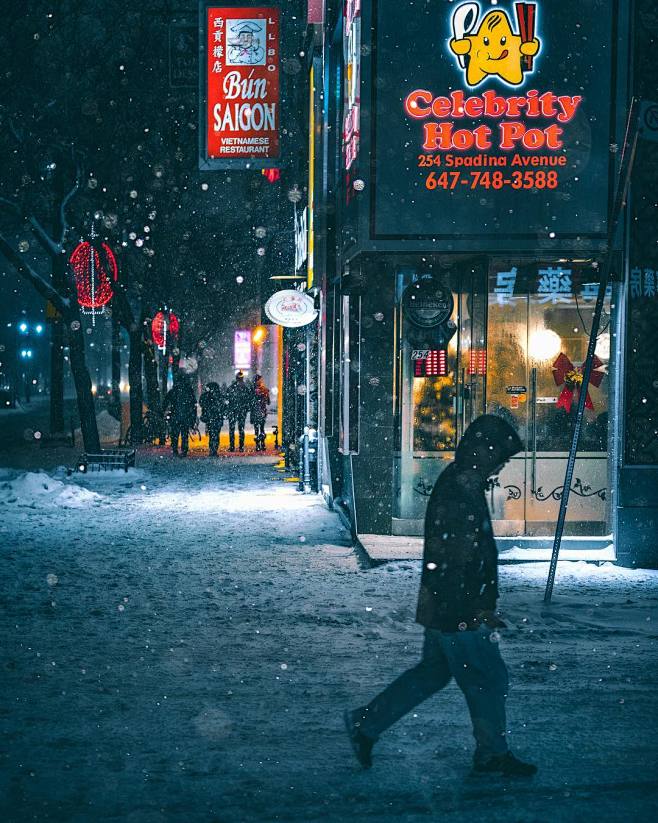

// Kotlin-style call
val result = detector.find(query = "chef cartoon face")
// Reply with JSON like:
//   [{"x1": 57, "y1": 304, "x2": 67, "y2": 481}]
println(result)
[
  {"x1": 227, "y1": 20, "x2": 266, "y2": 66},
  {"x1": 449, "y1": 3, "x2": 541, "y2": 87}
]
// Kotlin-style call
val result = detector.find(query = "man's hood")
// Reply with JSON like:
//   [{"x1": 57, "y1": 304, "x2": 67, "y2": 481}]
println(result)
[{"x1": 454, "y1": 414, "x2": 523, "y2": 476}]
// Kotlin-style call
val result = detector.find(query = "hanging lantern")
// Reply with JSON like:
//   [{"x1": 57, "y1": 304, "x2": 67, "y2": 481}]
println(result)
[
  {"x1": 70, "y1": 236, "x2": 118, "y2": 324},
  {"x1": 151, "y1": 311, "x2": 179, "y2": 352},
  {"x1": 262, "y1": 168, "x2": 281, "y2": 183}
]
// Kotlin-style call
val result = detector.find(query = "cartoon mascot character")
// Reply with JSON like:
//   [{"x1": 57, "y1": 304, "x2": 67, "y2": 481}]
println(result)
[{"x1": 450, "y1": 2, "x2": 541, "y2": 87}]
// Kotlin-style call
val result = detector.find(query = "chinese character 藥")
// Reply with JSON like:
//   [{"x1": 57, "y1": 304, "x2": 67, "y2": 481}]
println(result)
[
  {"x1": 644, "y1": 268, "x2": 656, "y2": 297},
  {"x1": 494, "y1": 267, "x2": 517, "y2": 305},
  {"x1": 537, "y1": 266, "x2": 572, "y2": 304}
]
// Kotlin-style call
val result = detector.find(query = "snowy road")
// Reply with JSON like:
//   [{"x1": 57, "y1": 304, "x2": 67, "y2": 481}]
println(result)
[{"x1": 1, "y1": 455, "x2": 658, "y2": 822}]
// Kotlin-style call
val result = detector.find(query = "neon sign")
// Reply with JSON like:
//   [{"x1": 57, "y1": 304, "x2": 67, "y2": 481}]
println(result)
[
  {"x1": 412, "y1": 350, "x2": 448, "y2": 377},
  {"x1": 371, "y1": 0, "x2": 614, "y2": 238},
  {"x1": 234, "y1": 330, "x2": 252, "y2": 370},
  {"x1": 404, "y1": 89, "x2": 581, "y2": 153},
  {"x1": 402, "y1": 0, "x2": 585, "y2": 190},
  {"x1": 343, "y1": 0, "x2": 361, "y2": 171}
]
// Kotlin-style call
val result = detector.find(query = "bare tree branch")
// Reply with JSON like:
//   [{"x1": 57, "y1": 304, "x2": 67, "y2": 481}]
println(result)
[
  {"x1": 0, "y1": 198, "x2": 62, "y2": 258},
  {"x1": 112, "y1": 275, "x2": 137, "y2": 331},
  {"x1": 7, "y1": 115, "x2": 24, "y2": 144},
  {"x1": 0, "y1": 196, "x2": 22, "y2": 218},
  {"x1": 0, "y1": 233, "x2": 70, "y2": 316},
  {"x1": 29, "y1": 216, "x2": 62, "y2": 257},
  {"x1": 59, "y1": 147, "x2": 83, "y2": 245}
]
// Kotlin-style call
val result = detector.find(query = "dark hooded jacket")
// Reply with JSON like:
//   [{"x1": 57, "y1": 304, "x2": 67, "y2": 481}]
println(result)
[
  {"x1": 416, "y1": 415, "x2": 523, "y2": 632},
  {"x1": 251, "y1": 378, "x2": 270, "y2": 423},
  {"x1": 199, "y1": 382, "x2": 228, "y2": 426},
  {"x1": 227, "y1": 377, "x2": 252, "y2": 420},
  {"x1": 163, "y1": 378, "x2": 197, "y2": 428}
]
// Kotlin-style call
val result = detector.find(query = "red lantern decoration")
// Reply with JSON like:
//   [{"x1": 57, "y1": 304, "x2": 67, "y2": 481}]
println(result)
[
  {"x1": 69, "y1": 241, "x2": 118, "y2": 315},
  {"x1": 151, "y1": 311, "x2": 179, "y2": 352},
  {"x1": 261, "y1": 168, "x2": 281, "y2": 183}
]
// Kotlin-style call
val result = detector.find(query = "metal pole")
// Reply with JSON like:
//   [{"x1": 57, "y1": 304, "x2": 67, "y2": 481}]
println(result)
[
  {"x1": 303, "y1": 321, "x2": 312, "y2": 494},
  {"x1": 544, "y1": 102, "x2": 639, "y2": 603}
]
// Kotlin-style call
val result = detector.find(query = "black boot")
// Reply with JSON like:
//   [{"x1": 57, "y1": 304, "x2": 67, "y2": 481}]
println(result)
[
  {"x1": 473, "y1": 751, "x2": 537, "y2": 777},
  {"x1": 344, "y1": 708, "x2": 375, "y2": 769}
]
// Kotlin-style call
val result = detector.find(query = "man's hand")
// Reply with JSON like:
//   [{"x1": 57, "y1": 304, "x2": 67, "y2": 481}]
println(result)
[{"x1": 476, "y1": 610, "x2": 507, "y2": 629}]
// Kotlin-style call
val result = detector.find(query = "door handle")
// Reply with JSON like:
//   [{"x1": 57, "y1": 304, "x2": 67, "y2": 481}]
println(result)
[
  {"x1": 460, "y1": 367, "x2": 466, "y2": 438},
  {"x1": 530, "y1": 366, "x2": 537, "y2": 494}
]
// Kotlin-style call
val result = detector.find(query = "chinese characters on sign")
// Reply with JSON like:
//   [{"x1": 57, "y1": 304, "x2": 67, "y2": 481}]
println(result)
[
  {"x1": 205, "y1": 7, "x2": 280, "y2": 165},
  {"x1": 537, "y1": 266, "x2": 572, "y2": 304},
  {"x1": 494, "y1": 267, "x2": 517, "y2": 304},
  {"x1": 493, "y1": 266, "x2": 613, "y2": 305},
  {"x1": 343, "y1": 0, "x2": 361, "y2": 172},
  {"x1": 630, "y1": 267, "x2": 658, "y2": 299}
]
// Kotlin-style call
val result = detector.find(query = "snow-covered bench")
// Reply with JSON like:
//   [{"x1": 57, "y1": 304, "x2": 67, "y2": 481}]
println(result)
[{"x1": 78, "y1": 448, "x2": 136, "y2": 473}]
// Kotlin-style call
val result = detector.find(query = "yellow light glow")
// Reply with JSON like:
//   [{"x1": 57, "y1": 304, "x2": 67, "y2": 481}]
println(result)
[
  {"x1": 252, "y1": 326, "x2": 267, "y2": 345},
  {"x1": 528, "y1": 328, "x2": 561, "y2": 362}
]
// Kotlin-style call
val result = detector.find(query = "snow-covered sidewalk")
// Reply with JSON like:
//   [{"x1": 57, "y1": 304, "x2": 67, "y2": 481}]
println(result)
[{"x1": 1, "y1": 455, "x2": 657, "y2": 822}]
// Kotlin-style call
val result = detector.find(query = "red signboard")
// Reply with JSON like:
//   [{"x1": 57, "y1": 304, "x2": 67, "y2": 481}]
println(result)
[
  {"x1": 307, "y1": 0, "x2": 324, "y2": 25},
  {"x1": 205, "y1": 7, "x2": 280, "y2": 166},
  {"x1": 342, "y1": 0, "x2": 361, "y2": 172}
]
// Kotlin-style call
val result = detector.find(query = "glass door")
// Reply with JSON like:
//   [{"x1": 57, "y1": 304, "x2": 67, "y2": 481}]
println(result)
[
  {"x1": 487, "y1": 260, "x2": 613, "y2": 536},
  {"x1": 393, "y1": 262, "x2": 487, "y2": 534}
]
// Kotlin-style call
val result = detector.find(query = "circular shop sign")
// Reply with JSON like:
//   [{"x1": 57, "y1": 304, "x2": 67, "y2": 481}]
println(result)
[
  {"x1": 402, "y1": 279, "x2": 454, "y2": 328},
  {"x1": 265, "y1": 290, "x2": 318, "y2": 328}
]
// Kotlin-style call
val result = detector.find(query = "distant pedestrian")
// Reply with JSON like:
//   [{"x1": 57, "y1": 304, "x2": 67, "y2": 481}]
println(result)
[
  {"x1": 227, "y1": 371, "x2": 252, "y2": 452},
  {"x1": 344, "y1": 415, "x2": 537, "y2": 778},
  {"x1": 251, "y1": 375, "x2": 270, "y2": 452},
  {"x1": 199, "y1": 381, "x2": 228, "y2": 456},
  {"x1": 163, "y1": 373, "x2": 197, "y2": 457}
]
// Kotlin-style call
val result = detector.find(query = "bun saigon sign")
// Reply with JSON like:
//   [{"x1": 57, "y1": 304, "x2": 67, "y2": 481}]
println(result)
[
  {"x1": 201, "y1": 6, "x2": 280, "y2": 169},
  {"x1": 371, "y1": 0, "x2": 618, "y2": 240}
]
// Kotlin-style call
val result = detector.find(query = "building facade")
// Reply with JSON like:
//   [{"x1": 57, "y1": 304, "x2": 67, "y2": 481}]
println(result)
[{"x1": 305, "y1": 0, "x2": 658, "y2": 566}]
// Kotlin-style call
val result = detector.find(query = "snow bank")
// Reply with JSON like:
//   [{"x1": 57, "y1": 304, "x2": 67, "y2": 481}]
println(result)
[
  {"x1": 0, "y1": 470, "x2": 103, "y2": 509},
  {"x1": 73, "y1": 409, "x2": 121, "y2": 445}
]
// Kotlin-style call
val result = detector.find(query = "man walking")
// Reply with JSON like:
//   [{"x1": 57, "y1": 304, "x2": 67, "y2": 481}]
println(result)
[
  {"x1": 199, "y1": 381, "x2": 228, "y2": 456},
  {"x1": 227, "y1": 371, "x2": 252, "y2": 452},
  {"x1": 344, "y1": 415, "x2": 537, "y2": 777},
  {"x1": 163, "y1": 373, "x2": 197, "y2": 457},
  {"x1": 251, "y1": 374, "x2": 270, "y2": 452}
]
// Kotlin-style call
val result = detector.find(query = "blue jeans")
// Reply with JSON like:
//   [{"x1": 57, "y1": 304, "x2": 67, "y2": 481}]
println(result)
[{"x1": 359, "y1": 626, "x2": 509, "y2": 761}]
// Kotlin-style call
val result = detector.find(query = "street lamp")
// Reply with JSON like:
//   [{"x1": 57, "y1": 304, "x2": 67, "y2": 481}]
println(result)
[
  {"x1": 14, "y1": 319, "x2": 44, "y2": 404},
  {"x1": 252, "y1": 326, "x2": 268, "y2": 373}
]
